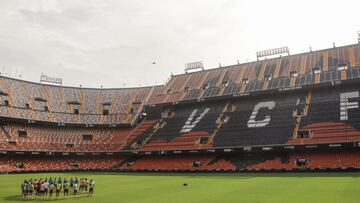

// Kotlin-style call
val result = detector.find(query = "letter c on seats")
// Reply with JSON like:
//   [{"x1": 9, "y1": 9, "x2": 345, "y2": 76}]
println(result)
[{"x1": 247, "y1": 101, "x2": 275, "y2": 128}]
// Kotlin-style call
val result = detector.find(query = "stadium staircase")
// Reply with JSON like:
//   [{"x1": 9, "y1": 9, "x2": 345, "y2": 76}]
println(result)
[
  {"x1": 109, "y1": 91, "x2": 118, "y2": 114},
  {"x1": 19, "y1": 84, "x2": 37, "y2": 121},
  {"x1": 99, "y1": 96, "x2": 106, "y2": 125},
  {"x1": 291, "y1": 91, "x2": 312, "y2": 140},
  {"x1": 57, "y1": 87, "x2": 65, "y2": 110},
  {"x1": 78, "y1": 89, "x2": 85, "y2": 123},
  {"x1": 0, "y1": 125, "x2": 14, "y2": 142},
  {"x1": 43, "y1": 86, "x2": 54, "y2": 122},
  {"x1": 223, "y1": 153, "x2": 276, "y2": 170},
  {"x1": 207, "y1": 101, "x2": 231, "y2": 145},
  {"x1": 0, "y1": 80, "x2": 16, "y2": 117},
  {"x1": 289, "y1": 87, "x2": 360, "y2": 144},
  {"x1": 138, "y1": 120, "x2": 166, "y2": 148},
  {"x1": 121, "y1": 119, "x2": 158, "y2": 150},
  {"x1": 124, "y1": 91, "x2": 139, "y2": 123},
  {"x1": 96, "y1": 90, "x2": 102, "y2": 116}
]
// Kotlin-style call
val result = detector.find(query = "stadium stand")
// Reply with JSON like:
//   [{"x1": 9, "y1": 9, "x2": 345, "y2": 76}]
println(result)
[
  {"x1": 0, "y1": 77, "x2": 152, "y2": 125},
  {"x1": 0, "y1": 43, "x2": 360, "y2": 172},
  {"x1": 137, "y1": 102, "x2": 226, "y2": 151},
  {"x1": 213, "y1": 93, "x2": 301, "y2": 147},
  {"x1": 247, "y1": 150, "x2": 360, "y2": 170},
  {"x1": 125, "y1": 150, "x2": 360, "y2": 171},
  {"x1": 0, "y1": 123, "x2": 133, "y2": 152},
  {"x1": 146, "y1": 44, "x2": 360, "y2": 105},
  {"x1": 0, "y1": 155, "x2": 126, "y2": 172},
  {"x1": 288, "y1": 86, "x2": 360, "y2": 144}
]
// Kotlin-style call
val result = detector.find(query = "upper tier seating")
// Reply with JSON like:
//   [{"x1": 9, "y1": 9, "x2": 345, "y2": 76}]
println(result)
[
  {"x1": 147, "y1": 44, "x2": 360, "y2": 105},
  {"x1": 0, "y1": 77, "x2": 152, "y2": 125},
  {"x1": 1, "y1": 44, "x2": 360, "y2": 126}
]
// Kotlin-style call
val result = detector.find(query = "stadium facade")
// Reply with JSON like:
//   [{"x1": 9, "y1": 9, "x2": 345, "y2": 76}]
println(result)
[{"x1": 0, "y1": 43, "x2": 360, "y2": 172}]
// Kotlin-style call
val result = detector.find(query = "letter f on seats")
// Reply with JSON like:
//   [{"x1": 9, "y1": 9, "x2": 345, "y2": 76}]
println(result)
[{"x1": 340, "y1": 91, "x2": 359, "y2": 121}]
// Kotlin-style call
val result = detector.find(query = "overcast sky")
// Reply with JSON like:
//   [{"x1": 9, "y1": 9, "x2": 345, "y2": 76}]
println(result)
[{"x1": 0, "y1": 0, "x2": 359, "y2": 88}]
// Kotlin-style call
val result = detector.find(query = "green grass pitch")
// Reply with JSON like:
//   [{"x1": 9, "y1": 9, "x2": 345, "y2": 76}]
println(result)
[{"x1": 0, "y1": 172, "x2": 359, "y2": 203}]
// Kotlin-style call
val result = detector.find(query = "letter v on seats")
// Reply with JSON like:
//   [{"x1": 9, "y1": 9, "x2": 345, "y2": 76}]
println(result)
[{"x1": 180, "y1": 108, "x2": 210, "y2": 133}]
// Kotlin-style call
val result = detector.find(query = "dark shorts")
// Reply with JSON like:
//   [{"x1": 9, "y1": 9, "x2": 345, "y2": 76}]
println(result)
[
  {"x1": 64, "y1": 189, "x2": 68, "y2": 192},
  {"x1": 89, "y1": 188, "x2": 93, "y2": 192}
]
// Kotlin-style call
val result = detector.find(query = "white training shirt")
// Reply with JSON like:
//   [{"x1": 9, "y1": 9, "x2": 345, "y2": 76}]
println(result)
[{"x1": 44, "y1": 182, "x2": 49, "y2": 189}]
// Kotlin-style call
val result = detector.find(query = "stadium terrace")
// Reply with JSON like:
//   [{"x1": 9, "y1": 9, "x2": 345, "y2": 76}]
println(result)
[{"x1": 1, "y1": 43, "x2": 360, "y2": 172}]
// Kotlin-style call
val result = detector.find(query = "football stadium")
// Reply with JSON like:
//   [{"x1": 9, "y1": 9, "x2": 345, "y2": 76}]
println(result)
[{"x1": 1, "y1": 1, "x2": 360, "y2": 203}]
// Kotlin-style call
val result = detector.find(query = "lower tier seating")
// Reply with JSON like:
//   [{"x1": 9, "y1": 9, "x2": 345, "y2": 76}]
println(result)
[
  {"x1": 0, "y1": 150, "x2": 359, "y2": 172},
  {"x1": 127, "y1": 150, "x2": 360, "y2": 171},
  {"x1": 138, "y1": 131, "x2": 212, "y2": 151},
  {"x1": 247, "y1": 151, "x2": 360, "y2": 170},
  {"x1": 288, "y1": 122, "x2": 360, "y2": 144},
  {"x1": 0, "y1": 124, "x2": 133, "y2": 152},
  {"x1": 127, "y1": 155, "x2": 235, "y2": 171},
  {"x1": 0, "y1": 155, "x2": 125, "y2": 172}
]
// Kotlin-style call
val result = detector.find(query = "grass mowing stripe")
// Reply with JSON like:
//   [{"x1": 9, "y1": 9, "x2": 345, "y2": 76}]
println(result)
[{"x1": 0, "y1": 172, "x2": 359, "y2": 203}]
